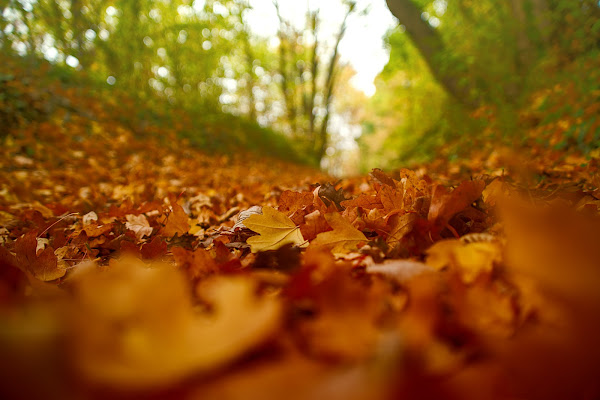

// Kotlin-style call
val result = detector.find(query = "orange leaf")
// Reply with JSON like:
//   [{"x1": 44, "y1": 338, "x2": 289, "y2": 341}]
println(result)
[
  {"x1": 161, "y1": 202, "x2": 190, "y2": 237},
  {"x1": 310, "y1": 213, "x2": 367, "y2": 255},
  {"x1": 428, "y1": 180, "x2": 485, "y2": 224}
]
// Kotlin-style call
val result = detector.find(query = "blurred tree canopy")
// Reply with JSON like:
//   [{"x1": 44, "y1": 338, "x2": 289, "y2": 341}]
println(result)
[
  {"x1": 0, "y1": 0, "x2": 368, "y2": 167},
  {"x1": 360, "y1": 0, "x2": 600, "y2": 170}
]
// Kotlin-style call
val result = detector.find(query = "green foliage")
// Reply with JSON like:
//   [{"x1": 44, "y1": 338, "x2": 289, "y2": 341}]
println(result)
[{"x1": 360, "y1": 0, "x2": 600, "y2": 170}]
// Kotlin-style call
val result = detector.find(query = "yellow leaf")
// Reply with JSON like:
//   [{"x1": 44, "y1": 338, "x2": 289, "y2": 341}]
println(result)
[
  {"x1": 426, "y1": 239, "x2": 501, "y2": 284},
  {"x1": 245, "y1": 206, "x2": 306, "y2": 253},
  {"x1": 71, "y1": 258, "x2": 281, "y2": 388},
  {"x1": 310, "y1": 213, "x2": 367, "y2": 255}
]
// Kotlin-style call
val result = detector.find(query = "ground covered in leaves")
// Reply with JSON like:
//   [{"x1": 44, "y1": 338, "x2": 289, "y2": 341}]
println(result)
[{"x1": 2, "y1": 108, "x2": 600, "y2": 400}]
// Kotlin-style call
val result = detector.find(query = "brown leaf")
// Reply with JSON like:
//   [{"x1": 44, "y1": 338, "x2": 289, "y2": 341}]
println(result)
[
  {"x1": 369, "y1": 168, "x2": 396, "y2": 187},
  {"x1": 317, "y1": 183, "x2": 349, "y2": 211},
  {"x1": 310, "y1": 213, "x2": 367, "y2": 255},
  {"x1": 172, "y1": 246, "x2": 218, "y2": 280},
  {"x1": 125, "y1": 214, "x2": 153, "y2": 240},
  {"x1": 278, "y1": 191, "x2": 314, "y2": 215},
  {"x1": 340, "y1": 194, "x2": 383, "y2": 210},
  {"x1": 140, "y1": 236, "x2": 167, "y2": 259},
  {"x1": 380, "y1": 185, "x2": 404, "y2": 213},
  {"x1": 14, "y1": 231, "x2": 65, "y2": 281},
  {"x1": 387, "y1": 213, "x2": 418, "y2": 246},
  {"x1": 161, "y1": 202, "x2": 190, "y2": 237},
  {"x1": 83, "y1": 222, "x2": 113, "y2": 238},
  {"x1": 299, "y1": 210, "x2": 330, "y2": 241},
  {"x1": 428, "y1": 180, "x2": 485, "y2": 225}
]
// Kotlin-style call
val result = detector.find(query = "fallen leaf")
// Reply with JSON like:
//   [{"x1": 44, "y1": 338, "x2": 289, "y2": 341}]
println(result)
[
  {"x1": 317, "y1": 183, "x2": 349, "y2": 211},
  {"x1": 299, "y1": 210, "x2": 330, "y2": 241},
  {"x1": 82, "y1": 211, "x2": 98, "y2": 225},
  {"x1": 310, "y1": 213, "x2": 367, "y2": 255},
  {"x1": 233, "y1": 205, "x2": 263, "y2": 230},
  {"x1": 387, "y1": 213, "x2": 418, "y2": 245},
  {"x1": 426, "y1": 239, "x2": 501, "y2": 284},
  {"x1": 340, "y1": 194, "x2": 383, "y2": 210},
  {"x1": 172, "y1": 246, "x2": 218, "y2": 280},
  {"x1": 70, "y1": 259, "x2": 281, "y2": 388},
  {"x1": 366, "y1": 259, "x2": 433, "y2": 283},
  {"x1": 125, "y1": 214, "x2": 153, "y2": 240},
  {"x1": 161, "y1": 202, "x2": 190, "y2": 237},
  {"x1": 380, "y1": 185, "x2": 404, "y2": 213},
  {"x1": 428, "y1": 180, "x2": 485, "y2": 225},
  {"x1": 14, "y1": 231, "x2": 65, "y2": 281},
  {"x1": 245, "y1": 206, "x2": 307, "y2": 253},
  {"x1": 278, "y1": 191, "x2": 314, "y2": 215}
]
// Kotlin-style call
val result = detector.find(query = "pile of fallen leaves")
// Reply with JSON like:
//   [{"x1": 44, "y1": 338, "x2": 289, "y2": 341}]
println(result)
[{"x1": 2, "y1": 109, "x2": 600, "y2": 400}]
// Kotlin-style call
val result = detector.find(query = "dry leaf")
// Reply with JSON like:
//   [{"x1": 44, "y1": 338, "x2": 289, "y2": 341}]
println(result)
[
  {"x1": 310, "y1": 213, "x2": 367, "y2": 255},
  {"x1": 426, "y1": 239, "x2": 501, "y2": 284},
  {"x1": 428, "y1": 180, "x2": 485, "y2": 225},
  {"x1": 245, "y1": 206, "x2": 307, "y2": 253},
  {"x1": 233, "y1": 205, "x2": 263, "y2": 230},
  {"x1": 161, "y1": 202, "x2": 190, "y2": 236},
  {"x1": 125, "y1": 214, "x2": 153, "y2": 240},
  {"x1": 366, "y1": 259, "x2": 433, "y2": 283},
  {"x1": 14, "y1": 231, "x2": 65, "y2": 281},
  {"x1": 70, "y1": 258, "x2": 281, "y2": 389}
]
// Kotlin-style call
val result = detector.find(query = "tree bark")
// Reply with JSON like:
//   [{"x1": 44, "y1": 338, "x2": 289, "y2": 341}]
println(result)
[
  {"x1": 315, "y1": 4, "x2": 352, "y2": 162},
  {"x1": 385, "y1": 0, "x2": 476, "y2": 107}
]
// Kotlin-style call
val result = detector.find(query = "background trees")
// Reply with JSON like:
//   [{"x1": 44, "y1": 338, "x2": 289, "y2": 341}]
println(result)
[
  {"x1": 1, "y1": 0, "x2": 598, "y2": 172},
  {"x1": 360, "y1": 0, "x2": 600, "y2": 169},
  {"x1": 1, "y1": 0, "x2": 368, "y2": 167}
]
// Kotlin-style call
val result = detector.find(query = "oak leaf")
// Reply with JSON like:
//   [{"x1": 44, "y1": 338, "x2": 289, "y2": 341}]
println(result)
[
  {"x1": 310, "y1": 213, "x2": 367, "y2": 255},
  {"x1": 387, "y1": 213, "x2": 418, "y2": 246},
  {"x1": 245, "y1": 206, "x2": 307, "y2": 253}
]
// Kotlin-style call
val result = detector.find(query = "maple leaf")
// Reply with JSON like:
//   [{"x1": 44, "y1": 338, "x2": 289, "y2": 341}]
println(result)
[
  {"x1": 161, "y1": 202, "x2": 190, "y2": 237},
  {"x1": 14, "y1": 230, "x2": 65, "y2": 281},
  {"x1": 244, "y1": 206, "x2": 307, "y2": 253},
  {"x1": 310, "y1": 213, "x2": 367, "y2": 255}
]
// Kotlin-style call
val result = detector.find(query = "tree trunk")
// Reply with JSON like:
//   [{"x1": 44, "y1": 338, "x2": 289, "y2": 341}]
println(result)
[
  {"x1": 385, "y1": 0, "x2": 476, "y2": 107},
  {"x1": 315, "y1": 4, "x2": 352, "y2": 162}
]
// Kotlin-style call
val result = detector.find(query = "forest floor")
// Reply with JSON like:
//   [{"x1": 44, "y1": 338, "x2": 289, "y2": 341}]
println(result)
[{"x1": 1, "y1": 105, "x2": 600, "y2": 400}]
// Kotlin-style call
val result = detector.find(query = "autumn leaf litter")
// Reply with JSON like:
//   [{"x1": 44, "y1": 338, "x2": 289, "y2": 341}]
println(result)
[{"x1": 1, "y1": 125, "x2": 600, "y2": 399}]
